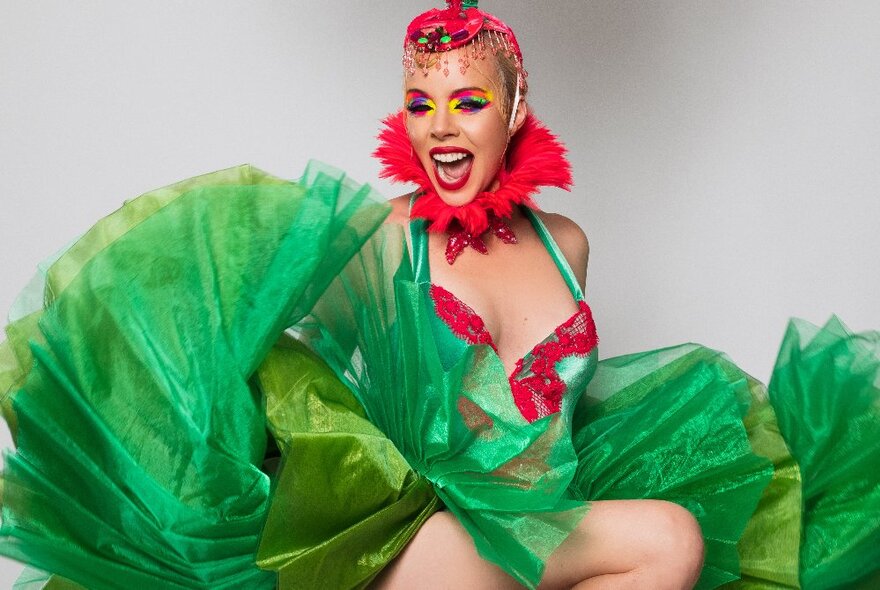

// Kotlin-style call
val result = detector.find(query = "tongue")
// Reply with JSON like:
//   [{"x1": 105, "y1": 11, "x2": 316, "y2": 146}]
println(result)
[{"x1": 439, "y1": 156, "x2": 472, "y2": 181}]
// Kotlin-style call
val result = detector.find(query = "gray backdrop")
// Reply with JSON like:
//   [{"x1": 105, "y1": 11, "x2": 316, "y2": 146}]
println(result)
[{"x1": 1, "y1": 1, "x2": 878, "y2": 585}]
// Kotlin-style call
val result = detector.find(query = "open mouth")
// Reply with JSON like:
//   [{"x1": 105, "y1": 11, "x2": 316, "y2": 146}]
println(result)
[{"x1": 430, "y1": 148, "x2": 473, "y2": 191}]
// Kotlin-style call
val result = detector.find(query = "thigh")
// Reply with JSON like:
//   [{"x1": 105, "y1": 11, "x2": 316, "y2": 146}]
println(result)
[
  {"x1": 371, "y1": 499, "x2": 701, "y2": 590},
  {"x1": 370, "y1": 511, "x2": 521, "y2": 590},
  {"x1": 539, "y1": 499, "x2": 703, "y2": 590}
]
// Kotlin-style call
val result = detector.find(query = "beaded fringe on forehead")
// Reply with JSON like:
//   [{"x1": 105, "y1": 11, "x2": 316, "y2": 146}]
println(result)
[{"x1": 404, "y1": 29, "x2": 524, "y2": 78}]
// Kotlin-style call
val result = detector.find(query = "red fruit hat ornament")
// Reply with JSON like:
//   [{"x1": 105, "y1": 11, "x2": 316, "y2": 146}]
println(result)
[{"x1": 375, "y1": 1, "x2": 574, "y2": 264}]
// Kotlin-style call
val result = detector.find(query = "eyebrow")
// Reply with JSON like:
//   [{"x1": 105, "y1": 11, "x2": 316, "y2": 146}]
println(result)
[
  {"x1": 405, "y1": 86, "x2": 489, "y2": 96},
  {"x1": 450, "y1": 87, "x2": 491, "y2": 95}
]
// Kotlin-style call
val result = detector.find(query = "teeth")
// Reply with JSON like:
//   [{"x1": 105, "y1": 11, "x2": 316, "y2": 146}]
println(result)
[{"x1": 432, "y1": 152, "x2": 469, "y2": 163}]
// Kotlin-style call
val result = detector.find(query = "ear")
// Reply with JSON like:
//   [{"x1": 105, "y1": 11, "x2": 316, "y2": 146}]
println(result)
[{"x1": 509, "y1": 99, "x2": 528, "y2": 136}]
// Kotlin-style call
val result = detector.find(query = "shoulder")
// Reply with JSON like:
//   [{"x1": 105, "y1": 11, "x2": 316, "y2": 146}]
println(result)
[
  {"x1": 533, "y1": 210, "x2": 590, "y2": 290},
  {"x1": 384, "y1": 194, "x2": 413, "y2": 226}
]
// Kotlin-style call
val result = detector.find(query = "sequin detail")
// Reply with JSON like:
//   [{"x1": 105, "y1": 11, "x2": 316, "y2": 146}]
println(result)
[
  {"x1": 429, "y1": 285, "x2": 598, "y2": 422},
  {"x1": 445, "y1": 216, "x2": 518, "y2": 265}
]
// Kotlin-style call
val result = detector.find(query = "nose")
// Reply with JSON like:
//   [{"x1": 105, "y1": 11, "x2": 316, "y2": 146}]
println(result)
[{"x1": 430, "y1": 108, "x2": 458, "y2": 141}]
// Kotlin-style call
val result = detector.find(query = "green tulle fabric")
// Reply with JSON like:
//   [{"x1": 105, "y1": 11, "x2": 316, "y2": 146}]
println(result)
[
  {"x1": 254, "y1": 335, "x2": 440, "y2": 589},
  {"x1": 769, "y1": 318, "x2": 880, "y2": 588},
  {"x1": 1, "y1": 164, "x2": 878, "y2": 589},
  {"x1": 0, "y1": 163, "x2": 388, "y2": 588}
]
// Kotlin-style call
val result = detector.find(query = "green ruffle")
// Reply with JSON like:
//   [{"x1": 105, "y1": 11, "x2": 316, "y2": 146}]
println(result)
[
  {"x1": 769, "y1": 318, "x2": 880, "y2": 589},
  {"x1": 0, "y1": 162, "x2": 388, "y2": 588},
  {"x1": 573, "y1": 345, "x2": 777, "y2": 588},
  {"x1": 255, "y1": 335, "x2": 440, "y2": 589},
  {"x1": 0, "y1": 163, "x2": 877, "y2": 589}
]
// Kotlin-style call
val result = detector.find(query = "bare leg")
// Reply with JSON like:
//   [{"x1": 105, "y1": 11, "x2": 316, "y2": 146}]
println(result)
[
  {"x1": 539, "y1": 500, "x2": 704, "y2": 590},
  {"x1": 371, "y1": 511, "x2": 521, "y2": 589},
  {"x1": 371, "y1": 500, "x2": 704, "y2": 590}
]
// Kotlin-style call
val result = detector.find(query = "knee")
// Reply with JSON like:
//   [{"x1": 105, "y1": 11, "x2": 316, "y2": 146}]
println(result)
[{"x1": 646, "y1": 501, "x2": 704, "y2": 588}]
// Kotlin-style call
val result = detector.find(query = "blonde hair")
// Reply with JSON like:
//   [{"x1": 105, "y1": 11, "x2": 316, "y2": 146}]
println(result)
[{"x1": 488, "y1": 34, "x2": 528, "y2": 123}]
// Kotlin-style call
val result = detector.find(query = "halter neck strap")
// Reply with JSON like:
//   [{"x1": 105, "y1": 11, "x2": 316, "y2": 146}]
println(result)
[
  {"x1": 409, "y1": 193, "x2": 431, "y2": 284},
  {"x1": 522, "y1": 208, "x2": 584, "y2": 302}
]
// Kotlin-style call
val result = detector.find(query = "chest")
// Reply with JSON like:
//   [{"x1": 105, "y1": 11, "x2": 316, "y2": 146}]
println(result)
[{"x1": 427, "y1": 231, "x2": 580, "y2": 376}]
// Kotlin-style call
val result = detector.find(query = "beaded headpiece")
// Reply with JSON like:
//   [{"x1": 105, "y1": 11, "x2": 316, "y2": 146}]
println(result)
[{"x1": 404, "y1": 0, "x2": 527, "y2": 82}]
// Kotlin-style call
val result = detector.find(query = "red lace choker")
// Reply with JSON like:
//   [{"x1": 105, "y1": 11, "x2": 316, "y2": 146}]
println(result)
[{"x1": 373, "y1": 111, "x2": 573, "y2": 263}]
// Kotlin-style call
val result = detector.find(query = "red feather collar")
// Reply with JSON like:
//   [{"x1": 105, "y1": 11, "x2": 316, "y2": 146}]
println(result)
[{"x1": 373, "y1": 110, "x2": 573, "y2": 236}]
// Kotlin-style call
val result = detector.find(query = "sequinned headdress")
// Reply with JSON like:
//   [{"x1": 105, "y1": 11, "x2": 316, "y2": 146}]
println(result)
[{"x1": 404, "y1": 0, "x2": 526, "y2": 81}]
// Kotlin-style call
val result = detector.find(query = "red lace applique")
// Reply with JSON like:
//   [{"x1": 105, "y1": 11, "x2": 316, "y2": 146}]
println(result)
[
  {"x1": 429, "y1": 285, "x2": 495, "y2": 347},
  {"x1": 430, "y1": 286, "x2": 598, "y2": 423},
  {"x1": 510, "y1": 301, "x2": 597, "y2": 422}
]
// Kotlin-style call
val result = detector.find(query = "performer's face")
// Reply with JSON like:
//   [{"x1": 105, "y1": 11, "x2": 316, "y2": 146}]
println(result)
[{"x1": 405, "y1": 48, "x2": 511, "y2": 206}]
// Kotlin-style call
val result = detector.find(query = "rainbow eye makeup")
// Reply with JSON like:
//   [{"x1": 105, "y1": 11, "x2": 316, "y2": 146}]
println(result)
[
  {"x1": 449, "y1": 89, "x2": 493, "y2": 113},
  {"x1": 405, "y1": 91, "x2": 436, "y2": 117},
  {"x1": 405, "y1": 88, "x2": 494, "y2": 117}
]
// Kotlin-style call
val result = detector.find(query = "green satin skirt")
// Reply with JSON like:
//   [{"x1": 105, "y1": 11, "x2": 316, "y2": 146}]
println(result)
[{"x1": 1, "y1": 165, "x2": 877, "y2": 589}]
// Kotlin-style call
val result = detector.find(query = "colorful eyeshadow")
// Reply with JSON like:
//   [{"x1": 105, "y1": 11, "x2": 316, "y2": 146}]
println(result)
[
  {"x1": 405, "y1": 91, "x2": 436, "y2": 116},
  {"x1": 449, "y1": 88, "x2": 493, "y2": 113}
]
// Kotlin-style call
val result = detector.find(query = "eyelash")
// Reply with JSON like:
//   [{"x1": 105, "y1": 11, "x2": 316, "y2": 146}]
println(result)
[
  {"x1": 406, "y1": 98, "x2": 435, "y2": 116},
  {"x1": 451, "y1": 97, "x2": 490, "y2": 112}
]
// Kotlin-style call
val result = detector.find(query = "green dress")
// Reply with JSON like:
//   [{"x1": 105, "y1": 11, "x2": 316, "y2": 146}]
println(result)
[{"x1": 0, "y1": 164, "x2": 877, "y2": 589}]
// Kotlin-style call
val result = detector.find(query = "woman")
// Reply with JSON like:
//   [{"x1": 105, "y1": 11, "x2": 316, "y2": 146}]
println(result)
[
  {"x1": 0, "y1": 2, "x2": 877, "y2": 589},
  {"x1": 374, "y1": 3, "x2": 702, "y2": 587}
]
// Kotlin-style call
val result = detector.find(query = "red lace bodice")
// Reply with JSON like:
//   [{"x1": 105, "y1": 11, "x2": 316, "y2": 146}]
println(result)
[{"x1": 430, "y1": 284, "x2": 598, "y2": 422}]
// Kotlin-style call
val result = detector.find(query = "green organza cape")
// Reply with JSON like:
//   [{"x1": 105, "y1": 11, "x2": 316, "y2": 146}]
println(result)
[{"x1": 0, "y1": 165, "x2": 878, "y2": 589}]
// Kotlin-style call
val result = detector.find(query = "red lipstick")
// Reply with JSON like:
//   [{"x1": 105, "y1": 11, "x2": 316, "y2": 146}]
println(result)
[{"x1": 429, "y1": 147, "x2": 474, "y2": 191}]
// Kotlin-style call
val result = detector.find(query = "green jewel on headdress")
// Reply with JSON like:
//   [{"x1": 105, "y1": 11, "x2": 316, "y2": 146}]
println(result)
[{"x1": 447, "y1": 0, "x2": 480, "y2": 9}]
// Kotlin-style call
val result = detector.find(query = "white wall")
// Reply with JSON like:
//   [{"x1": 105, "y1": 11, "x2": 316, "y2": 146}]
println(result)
[{"x1": 1, "y1": 1, "x2": 878, "y2": 585}]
